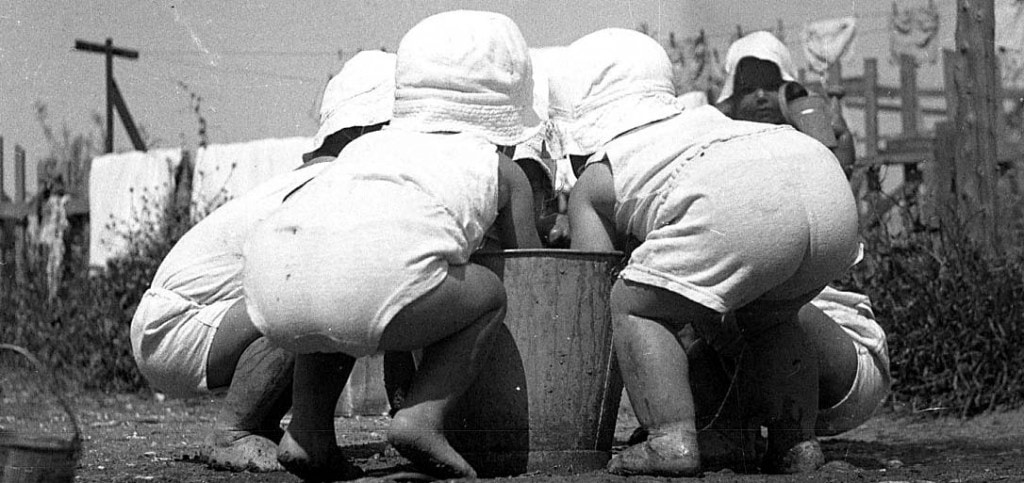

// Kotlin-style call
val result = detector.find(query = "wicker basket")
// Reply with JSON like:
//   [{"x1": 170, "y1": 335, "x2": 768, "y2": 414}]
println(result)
[{"x1": 0, "y1": 344, "x2": 81, "y2": 483}]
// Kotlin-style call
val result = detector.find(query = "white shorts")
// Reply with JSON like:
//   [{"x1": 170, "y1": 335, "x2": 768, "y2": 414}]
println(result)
[
  {"x1": 130, "y1": 288, "x2": 236, "y2": 398},
  {"x1": 621, "y1": 128, "x2": 861, "y2": 313},
  {"x1": 816, "y1": 344, "x2": 890, "y2": 436}
]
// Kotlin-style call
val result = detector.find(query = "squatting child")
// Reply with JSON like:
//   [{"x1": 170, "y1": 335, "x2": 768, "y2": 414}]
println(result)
[
  {"x1": 129, "y1": 49, "x2": 396, "y2": 473},
  {"x1": 241, "y1": 10, "x2": 543, "y2": 481},
  {"x1": 549, "y1": 28, "x2": 860, "y2": 476}
]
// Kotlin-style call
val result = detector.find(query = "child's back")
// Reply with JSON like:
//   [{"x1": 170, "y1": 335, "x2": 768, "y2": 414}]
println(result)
[{"x1": 244, "y1": 129, "x2": 506, "y2": 357}]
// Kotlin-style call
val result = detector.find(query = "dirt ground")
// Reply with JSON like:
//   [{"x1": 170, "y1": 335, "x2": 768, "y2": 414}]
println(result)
[{"x1": 4, "y1": 391, "x2": 1019, "y2": 483}]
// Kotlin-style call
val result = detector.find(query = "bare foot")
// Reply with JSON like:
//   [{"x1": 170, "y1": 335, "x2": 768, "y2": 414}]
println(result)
[
  {"x1": 277, "y1": 429, "x2": 363, "y2": 482},
  {"x1": 203, "y1": 434, "x2": 284, "y2": 472},
  {"x1": 388, "y1": 413, "x2": 476, "y2": 479}
]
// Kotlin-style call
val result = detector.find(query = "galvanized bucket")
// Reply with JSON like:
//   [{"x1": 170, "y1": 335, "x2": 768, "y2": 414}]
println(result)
[
  {"x1": 447, "y1": 249, "x2": 625, "y2": 477},
  {"x1": 0, "y1": 344, "x2": 82, "y2": 483}
]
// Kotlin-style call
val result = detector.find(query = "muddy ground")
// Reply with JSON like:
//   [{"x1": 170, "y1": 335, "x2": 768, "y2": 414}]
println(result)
[{"x1": 7, "y1": 391, "x2": 1020, "y2": 483}]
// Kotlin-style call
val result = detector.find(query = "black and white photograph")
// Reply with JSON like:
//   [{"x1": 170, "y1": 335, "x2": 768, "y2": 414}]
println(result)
[{"x1": 2, "y1": 1, "x2": 1023, "y2": 481}]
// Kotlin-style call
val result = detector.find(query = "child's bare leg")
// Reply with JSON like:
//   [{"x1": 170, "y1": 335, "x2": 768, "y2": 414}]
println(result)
[
  {"x1": 203, "y1": 334, "x2": 292, "y2": 472},
  {"x1": 377, "y1": 263, "x2": 506, "y2": 479},
  {"x1": 277, "y1": 352, "x2": 363, "y2": 481},
  {"x1": 606, "y1": 280, "x2": 719, "y2": 477},
  {"x1": 735, "y1": 305, "x2": 823, "y2": 473},
  {"x1": 797, "y1": 304, "x2": 858, "y2": 411}
]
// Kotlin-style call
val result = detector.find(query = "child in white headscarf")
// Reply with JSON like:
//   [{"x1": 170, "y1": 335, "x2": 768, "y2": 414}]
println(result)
[
  {"x1": 242, "y1": 10, "x2": 543, "y2": 481},
  {"x1": 550, "y1": 28, "x2": 860, "y2": 476},
  {"x1": 129, "y1": 49, "x2": 395, "y2": 473},
  {"x1": 716, "y1": 31, "x2": 856, "y2": 177},
  {"x1": 303, "y1": 50, "x2": 396, "y2": 166},
  {"x1": 707, "y1": 30, "x2": 887, "y2": 460}
]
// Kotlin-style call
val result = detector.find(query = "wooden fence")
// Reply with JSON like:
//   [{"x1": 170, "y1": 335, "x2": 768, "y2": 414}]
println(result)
[
  {"x1": 0, "y1": 140, "x2": 90, "y2": 288},
  {"x1": 816, "y1": 52, "x2": 1024, "y2": 250}
]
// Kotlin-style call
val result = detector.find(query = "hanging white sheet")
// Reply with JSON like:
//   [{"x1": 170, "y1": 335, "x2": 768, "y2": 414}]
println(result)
[
  {"x1": 190, "y1": 137, "x2": 309, "y2": 220},
  {"x1": 801, "y1": 17, "x2": 858, "y2": 74},
  {"x1": 889, "y1": 0, "x2": 941, "y2": 66},
  {"x1": 88, "y1": 149, "x2": 183, "y2": 270}
]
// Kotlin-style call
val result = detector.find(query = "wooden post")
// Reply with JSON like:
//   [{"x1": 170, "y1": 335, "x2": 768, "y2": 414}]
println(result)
[
  {"x1": 106, "y1": 38, "x2": 114, "y2": 154},
  {"x1": 864, "y1": 58, "x2": 879, "y2": 160},
  {"x1": 899, "y1": 54, "x2": 919, "y2": 136},
  {"x1": 934, "y1": 49, "x2": 961, "y2": 231},
  {"x1": 14, "y1": 145, "x2": 26, "y2": 283},
  {"x1": 931, "y1": 121, "x2": 957, "y2": 229},
  {"x1": 943, "y1": 50, "x2": 960, "y2": 122},
  {"x1": 0, "y1": 135, "x2": 6, "y2": 288},
  {"x1": 110, "y1": 77, "x2": 146, "y2": 151},
  {"x1": 858, "y1": 58, "x2": 881, "y2": 227},
  {"x1": 954, "y1": 0, "x2": 1000, "y2": 255},
  {"x1": 825, "y1": 61, "x2": 843, "y2": 95},
  {"x1": 74, "y1": 38, "x2": 144, "y2": 153}
]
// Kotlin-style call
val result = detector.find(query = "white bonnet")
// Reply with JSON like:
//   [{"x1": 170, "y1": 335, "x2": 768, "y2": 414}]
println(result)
[
  {"x1": 547, "y1": 28, "x2": 679, "y2": 157},
  {"x1": 309, "y1": 50, "x2": 396, "y2": 153},
  {"x1": 717, "y1": 31, "x2": 798, "y2": 104},
  {"x1": 390, "y1": 10, "x2": 542, "y2": 146}
]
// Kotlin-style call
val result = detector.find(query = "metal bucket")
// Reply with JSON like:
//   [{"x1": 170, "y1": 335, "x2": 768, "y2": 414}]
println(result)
[
  {"x1": 335, "y1": 354, "x2": 390, "y2": 417},
  {"x1": 0, "y1": 344, "x2": 82, "y2": 483},
  {"x1": 446, "y1": 249, "x2": 625, "y2": 477}
]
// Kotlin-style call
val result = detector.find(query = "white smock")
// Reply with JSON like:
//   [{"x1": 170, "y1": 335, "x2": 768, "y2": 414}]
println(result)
[
  {"x1": 130, "y1": 163, "x2": 327, "y2": 397},
  {"x1": 602, "y1": 105, "x2": 860, "y2": 313},
  {"x1": 243, "y1": 129, "x2": 499, "y2": 356}
]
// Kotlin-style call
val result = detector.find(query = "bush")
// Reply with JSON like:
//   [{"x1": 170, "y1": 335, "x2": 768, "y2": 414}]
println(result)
[
  {"x1": 0, "y1": 201, "x2": 191, "y2": 394},
  {"x1": 849, "y1": 215, "x2": 1024, "y2": 418}
]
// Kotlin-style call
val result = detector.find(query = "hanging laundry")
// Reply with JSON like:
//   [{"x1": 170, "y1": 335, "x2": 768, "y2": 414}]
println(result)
[
  {"x1": 664, "y1": 30, "x2": 725, "y2": 104},
  {"x1": 996, "y1": 0, "x2": 1024, "y2": 90},
  {"x1": 88, "y1": 149, "x2": 183, "y2": 271},
  {"x1": 190, "y1": 137, "x2": 309, "y2": 220},
  {"x1": 801, "y1": 17, "x2": 858, "y2": 74},
  {"x1": 35, "y1": 194, "x2": 70, "y2": 299},
  {"x1": 889, "y1": 0, "x2": 941, "y2": 66}
]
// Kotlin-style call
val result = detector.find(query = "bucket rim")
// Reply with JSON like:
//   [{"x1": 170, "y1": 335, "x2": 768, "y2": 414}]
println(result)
[
  {"x1": 0, "y1": 432, "x2": 81, "y2": 452},
  {"x1": 473, "y1": 248, "x2": 624, "y2": 259}
]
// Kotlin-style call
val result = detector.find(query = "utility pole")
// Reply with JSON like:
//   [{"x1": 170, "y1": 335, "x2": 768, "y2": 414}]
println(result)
[{"x1": 74, "y1": 38, "x2": 146, "y2": 153}]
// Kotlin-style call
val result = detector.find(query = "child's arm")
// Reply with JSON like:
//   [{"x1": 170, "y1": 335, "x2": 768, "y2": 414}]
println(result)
[
  {"x1": 494, "y1": 154, "x2": 543, "y2": 249},
  {"x1": 568, "y1": 159, "x2": 618, "y2": 251}
]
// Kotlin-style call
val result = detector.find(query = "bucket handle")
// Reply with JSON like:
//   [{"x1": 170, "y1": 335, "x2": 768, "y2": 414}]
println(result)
[{"x1": 0, "y1": 343, "x2": 82, "y2": 444}]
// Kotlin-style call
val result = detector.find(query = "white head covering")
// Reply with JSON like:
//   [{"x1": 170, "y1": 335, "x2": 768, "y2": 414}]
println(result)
[
  {"x1": 511, "y1": 47, "x2": 569, "y2": 190},
  {"x1": 309, "y1": 50, "x2": 396, "y2": 154},
  {"x1": 717, "y1": 31, "x2": 798, "y2": 104},
  {"x1": 390, "y1": 10, "x2": 542, "y2": 146},
  {"x1": 548, "y1": 28, "x2": 679, "y2": 157}
]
